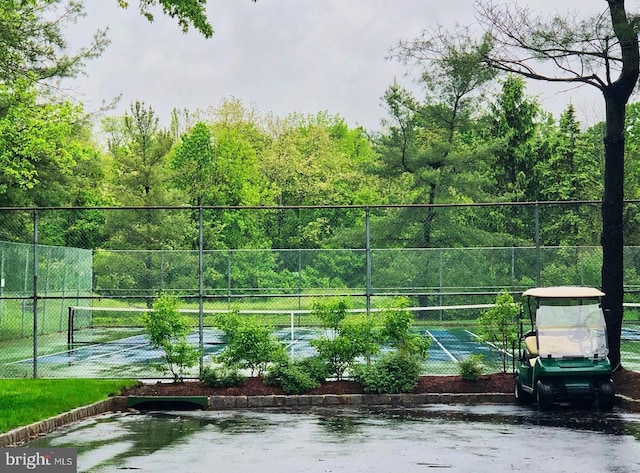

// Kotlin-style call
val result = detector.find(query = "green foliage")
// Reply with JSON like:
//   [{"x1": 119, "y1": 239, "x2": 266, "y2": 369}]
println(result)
[
  {"x1": 214, "y1": 312, "x2": 285, "y2": 376},
  {"x1": 265, "y1": 355, "x2": 328, "y2": 395},
  {"x1": 458, "y1": 355, "x2": 484, "y2": 381},
  {"x1": 354, "y1": 352, "x2": 422, "y2": 394},
  {"x1": 309, "y1": 298, "x2": 382, "y2": 380},
  {"x1": 0, "y1": 1, "x2": 108, "y2": 85},
  {"x1": 118, "y1": 0, "x2": 219, "y2": 37},
  {"x1": 0, "y1": 80, "x2": 88, "y2": 203},
  {"x1": 201, "y1": 365, "x2": 247, "y2": 388},
  {"x1": 295, "y1": 356, "x2": 331, "y2": 383},
  {"x1": 143, "y1": 293, "x2": 200, "y2": 382},
  {"x1": 265, "y1": 355, "x2": 330, "y2": 393},
  {"x1": 171, "y1": 122, "x2": 215, "y2": 205},
  {"x1": 381, "y1": 297, "x2": 431, "y2": 358},
  {"x1": 476, "y1": 291, "x2": 520, "y2": 373},
  {"x1": 314, "y1": 297, "x2": 349, "y2": 329}
]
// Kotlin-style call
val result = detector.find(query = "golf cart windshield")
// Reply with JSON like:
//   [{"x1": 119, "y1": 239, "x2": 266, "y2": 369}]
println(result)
[{"x1": 536, "y1": 302, "x2": 608, "y2": 358}]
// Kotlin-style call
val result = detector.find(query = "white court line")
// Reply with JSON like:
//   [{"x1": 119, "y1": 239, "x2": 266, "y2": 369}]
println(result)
[
  {"x1": 425, "y1": 329, "x2": 457, "y2": 362},
  {"x1": 465, "y1": 329, "x2": 513, "y2": 358},
  {"x1": 7, "y1": 334, "x2": 149, "y2": 365}
]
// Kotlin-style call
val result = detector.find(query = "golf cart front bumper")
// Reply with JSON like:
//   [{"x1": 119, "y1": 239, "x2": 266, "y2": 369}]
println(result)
[{"x1": 535, "y1": 356, "x2": 612, "y2": 397}]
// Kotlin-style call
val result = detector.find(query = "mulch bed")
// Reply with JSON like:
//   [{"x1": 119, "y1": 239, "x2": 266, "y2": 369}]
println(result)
[{"x1": 121, "y1": 368, "x2": 640, "y2": 398}]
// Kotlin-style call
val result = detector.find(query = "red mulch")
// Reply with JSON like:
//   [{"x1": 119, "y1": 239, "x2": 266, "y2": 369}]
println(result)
[{"x1": 121, "y1": 368, "x2": 640, "y2": 398}]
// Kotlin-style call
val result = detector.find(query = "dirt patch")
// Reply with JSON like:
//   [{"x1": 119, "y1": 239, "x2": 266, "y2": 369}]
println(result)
[{"x1": 120, "y1": 369, "x2": 640, "y2": 398}]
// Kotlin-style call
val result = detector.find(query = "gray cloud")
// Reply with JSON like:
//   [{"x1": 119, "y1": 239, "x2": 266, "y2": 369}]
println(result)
[{"x1": 66, "y1": 0, "x2": 606, "y2": 131}]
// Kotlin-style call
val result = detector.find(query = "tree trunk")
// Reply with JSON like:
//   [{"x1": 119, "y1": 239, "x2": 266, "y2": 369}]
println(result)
[
  {"x1": 601, "y1": 91, "x2": 626, "y2": 371},
  {"x1": 600, "y1": 0, "x2": 640, "y2": 371}
]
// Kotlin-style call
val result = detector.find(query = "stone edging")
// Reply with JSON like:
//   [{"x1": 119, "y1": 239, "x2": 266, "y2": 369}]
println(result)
[
  {"x1": 1, "y1": 392, "x2": 637, "y2": 447},
  {"x1": 0, "y1": 397, "x2": 127, "y2": 447},
  {"x1": 206, "y1": 392, "x2": 514, "y2": 409}
]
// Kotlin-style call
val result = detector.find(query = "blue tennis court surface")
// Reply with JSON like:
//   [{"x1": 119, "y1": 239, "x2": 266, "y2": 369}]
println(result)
[{"x1": 3, "y1": 327, "x2": 509, "y2": 378}]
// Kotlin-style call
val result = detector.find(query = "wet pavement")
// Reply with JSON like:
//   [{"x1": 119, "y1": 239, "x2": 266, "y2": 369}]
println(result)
[{"x1": 27, "y1": 405, "x2": 640, "y2": 473}]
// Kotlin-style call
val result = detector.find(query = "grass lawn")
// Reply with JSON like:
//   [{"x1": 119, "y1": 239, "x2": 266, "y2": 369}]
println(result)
[{"x1": 0, "y1": 379, "x2": 138, "y2": 434}]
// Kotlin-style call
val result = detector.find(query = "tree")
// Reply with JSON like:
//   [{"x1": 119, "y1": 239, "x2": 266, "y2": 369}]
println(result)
[
  {"x1": 0, "y1": 0, "x2": 253, "y2": 88},
  {"x1": 117, "y1": 0, "x2": 213, "y2": 37},
  {"x1": 399, "y1": 1, "x2": 639, "y2": 369},
  {"x1": 478, "y1": 75, "x2": 543, "y2": 242},
  {"x1": 537, "y1": 104, "x2": 602, "y2": 246},
  {"x1": 213, "y1": 311, "x2": 285, "y2": 377},
  {"x1": 0, "y1": 1, "x2": 108, "y2": 85},
  {"x1": 117, "y1": 0, "x2": 259, "y2": 37},
  {"x1": 143, "y1": 293, "x2": 200, "y2": 382},
  {"x1": 171, "y1": 122, "x2": 214, "y2": 206},
  {"x1": 309, "y1": 298, "x2": 382, "y2": 380},
  {"x1": 485, "y1": 76, "x2": 541, "y2": 203},
  {"x1": 476, "y1": 291, "x2": 520, "y2": 373},
  {"x1": 171, "y1": 100, "x2": 276, "y2": 250},
  {"x1": 261, "y1": 112, "x2": 374, "y2": 249},
  {"x1": 102, "y1": 102, "x2": 193, "y2": 303},
  {"x1": 478, "y1": 0, "x2": 639, "y2": 371},
  {"x1": 387, "y1": 29, "x2": 497, "y2": 246}
]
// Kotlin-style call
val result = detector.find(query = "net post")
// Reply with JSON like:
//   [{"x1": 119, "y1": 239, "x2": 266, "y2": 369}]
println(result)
[
  {"x1": 67, "y1": 306, "x2": 73, "y2": 346},
  {"x1": 290, "y1": 311, "x2": 295, "y2": 343}
]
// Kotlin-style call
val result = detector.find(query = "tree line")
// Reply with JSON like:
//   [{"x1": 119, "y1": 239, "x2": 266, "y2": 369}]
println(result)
[
  {"x1": 3, "y1": 79, "x2": 638, "y2": 251},
  {"x1": 2, "y1": 1, "x2": 639, "y2": 368}
]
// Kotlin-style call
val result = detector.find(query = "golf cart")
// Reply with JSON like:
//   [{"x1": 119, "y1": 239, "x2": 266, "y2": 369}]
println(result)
[{"x1": 514, "y1": 286, "x2": 615, "y2": 410}]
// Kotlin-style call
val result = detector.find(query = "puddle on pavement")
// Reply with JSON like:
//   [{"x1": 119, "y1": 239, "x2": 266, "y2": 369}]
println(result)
[{"x1": 26, "y1": 405, "x2": 640, "y2": 473}]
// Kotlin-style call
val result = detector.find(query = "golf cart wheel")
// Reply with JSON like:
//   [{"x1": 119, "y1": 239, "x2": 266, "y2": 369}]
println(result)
[
  {"x1": 515, "y1": 380, "x2": 532, "y2": 405},
  {"x1": 597, "y1": 379, "x2": 615, "y2": 410},
  {"x1": 536, "y1": 380, "x2": 554, "y2": 410}
]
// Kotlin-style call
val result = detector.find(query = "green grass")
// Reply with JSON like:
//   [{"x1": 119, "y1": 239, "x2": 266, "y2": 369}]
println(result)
[{"x1": 0, "y1": 379, "x2": 138, "y2": 434}]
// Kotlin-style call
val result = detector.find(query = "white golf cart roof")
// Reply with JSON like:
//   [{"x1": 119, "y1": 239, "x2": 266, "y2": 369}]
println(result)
[{"x1": 522, "y1": 286, "x2": 605, "y2": 299}]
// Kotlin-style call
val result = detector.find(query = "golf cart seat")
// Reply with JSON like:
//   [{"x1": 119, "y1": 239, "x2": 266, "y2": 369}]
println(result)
[{"x1": 523, "y1": 331, "x2": 538, "y2": 366}]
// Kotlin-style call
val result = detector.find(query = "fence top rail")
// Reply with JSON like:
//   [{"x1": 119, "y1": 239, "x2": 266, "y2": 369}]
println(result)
[
  {"x1": 0, "y1": 199, "x2": 624, "y2": 212},
  {"x1": 69, "y1": 304, "x2": 497, "y2": 315}
]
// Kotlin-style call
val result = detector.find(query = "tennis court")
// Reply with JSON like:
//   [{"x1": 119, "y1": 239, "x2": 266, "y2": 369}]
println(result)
[
  {"x1": 1, "y1": 326, "x2": 507, "y2": 378},
  {"x1": 3, "y1": 319, "x2": 639, "y2": 378}
]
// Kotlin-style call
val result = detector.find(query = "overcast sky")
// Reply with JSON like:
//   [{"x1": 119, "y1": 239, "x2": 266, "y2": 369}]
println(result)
[{"x1": 66, "y1": 0, "x2": 607, "y2": 132}]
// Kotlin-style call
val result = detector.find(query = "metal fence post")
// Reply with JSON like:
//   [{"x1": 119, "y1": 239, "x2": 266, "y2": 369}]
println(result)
[
  {"x1": 198, "y1": 205, "x2": 204, "y2": 376},
  {"x1": 32, "y1": 209, "x2": 38, "y2": 378},
  {"x1": 365, "y1": 206, "x2": 371, "y2": 316},
  {"x1": 535, "y1": 202, "x2": 541, "y2": 286}
]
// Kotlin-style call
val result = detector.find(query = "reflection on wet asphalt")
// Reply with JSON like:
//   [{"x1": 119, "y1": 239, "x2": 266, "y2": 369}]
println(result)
[{"x1": 27, "y1": 405, "x2": 640, "y2": 473}]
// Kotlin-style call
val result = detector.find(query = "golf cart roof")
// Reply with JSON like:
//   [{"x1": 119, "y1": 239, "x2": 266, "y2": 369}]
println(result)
[{"x1": 522, "y1": 286, "x2": 605, "y2": 299}]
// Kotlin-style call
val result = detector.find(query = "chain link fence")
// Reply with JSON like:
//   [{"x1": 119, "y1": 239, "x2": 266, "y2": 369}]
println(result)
[{"x1": 0, "y1": 202, "x2": 638, "y2": 378}]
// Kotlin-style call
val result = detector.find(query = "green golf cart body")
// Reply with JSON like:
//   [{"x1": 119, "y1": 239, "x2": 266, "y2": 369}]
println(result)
[{"x1": 514, "y1": 286, "x2": 615, "y2": 410}]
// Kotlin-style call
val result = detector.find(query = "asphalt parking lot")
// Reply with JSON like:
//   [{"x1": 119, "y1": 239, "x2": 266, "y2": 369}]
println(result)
[{"x1": 27, "y1": 404, "x2": 640, "y2": 473}]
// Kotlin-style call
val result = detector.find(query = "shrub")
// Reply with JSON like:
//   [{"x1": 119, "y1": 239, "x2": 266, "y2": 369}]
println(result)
[
  {"x1": 458, "y1": 355, "x2": 484, "y2": 381},
  {"x1": 214, "y1": 312, "x2": 285, "y2": 376},
  {"x1": 309, "y1": 298, "x2": 383, "y2": 380},
  {"x1": 296, "y1": 356, "x2": 331, "y2": 383},
  {"x1": 355, "y1": 352, "x2": 422, "y2": 394},
  {"x1": 142, "y1": 293, "x2": 200, "y2": 382},
  {"x1": 265, "y1": 356, "x2": 330, "y2": 394},
  {"x1": 201, "y1": 366, "x2": 247, "y2": 388},
  {"x1": 266, "y1": 363, "x2": 320, "y2": 395},
  {"x1": 381, "y1": 297, "x2": 431, "y2": 358},
  {"x1": 476, "y1": 291, "x2": 520, "y2": 372}
]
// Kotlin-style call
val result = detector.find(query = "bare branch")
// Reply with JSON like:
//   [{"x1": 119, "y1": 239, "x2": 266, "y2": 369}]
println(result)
[{"x1": 475, "y1": 0, "x2": 616, "y2": 92}]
